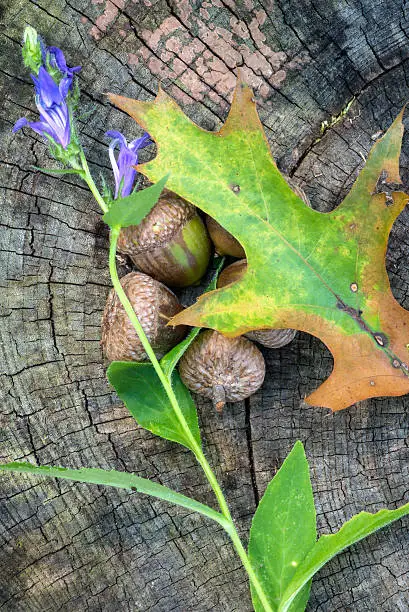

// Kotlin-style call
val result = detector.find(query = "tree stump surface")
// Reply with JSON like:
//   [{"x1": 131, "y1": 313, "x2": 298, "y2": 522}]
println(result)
[{"x1": 1, "y1": 1, "x2": 409, "y2": 610}]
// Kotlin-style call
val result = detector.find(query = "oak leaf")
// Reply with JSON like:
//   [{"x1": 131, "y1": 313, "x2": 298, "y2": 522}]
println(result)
[{"x1": 108, "y1": 80, "x2": 409, "y2": 411}]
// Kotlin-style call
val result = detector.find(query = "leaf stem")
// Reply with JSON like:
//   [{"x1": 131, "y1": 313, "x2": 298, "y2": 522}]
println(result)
[{"x1": 108, "y1": 226, "x2": 272, "y2": 611}]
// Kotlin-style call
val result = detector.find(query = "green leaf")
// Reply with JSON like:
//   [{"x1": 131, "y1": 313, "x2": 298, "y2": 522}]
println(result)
[
  {"x1": 205, "y1": 256, "x2": 225, "y2": 291},
  {"x1": 160, "y1": 256, "x2": 225, "y2": 379},
  {"x1": 103, "y1": 174, "x2": 168, "y2": 228},
  {"x1": 107, "y1": 361, "x2": 201, "y2": 451},
  {"x1": 248, "y1": 441, "x2": 316, "y2": 612},
  {"x1": 278, "y1": 502, "x2": 409, "y2": 612},
  {"x1": 0, "y1": 462, "x2": 227, "y2": 528},
  {"x1": 109, "y1": 82, "x2": 409, "y2": 411},
  {"x1": 161, "y1": 327, "x2": 202, "y2": 380},
  {"x1": 32, "y1": 166, "x2": 83, "y2": 176}
]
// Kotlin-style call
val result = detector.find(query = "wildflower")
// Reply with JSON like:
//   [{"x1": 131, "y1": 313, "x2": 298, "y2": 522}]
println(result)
[
  {"x1": 106, "y1": 130, "x2": 152, "y2": 198},
  {"x1": 13, "y1": 66, "x2": 71, "y2": 149}
]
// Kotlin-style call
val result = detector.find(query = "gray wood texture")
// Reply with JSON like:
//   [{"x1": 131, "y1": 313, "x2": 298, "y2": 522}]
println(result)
[{"x1": 1, "y1": 0, "x2": 409, "y2": 610}]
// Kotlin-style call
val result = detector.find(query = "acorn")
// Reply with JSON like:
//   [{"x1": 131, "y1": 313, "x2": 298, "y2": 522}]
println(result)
[
  {"x1": 101, "y1": 271, "x2": 187, "y2": 362},
  {"x1": 205, "y1": 215, "x2": 245, "y2": 258},
  {"x1": 217, "y1": 259, "x2": 247, "y2": 287},
  {"x1": 217, "y1": 260, "x2": 297, "y2": 348},
  {"x1": 117, "y1": 190, "x2": 211, "y2": 287},
  {"x1": 205, "y1": 177, "x2": 309, "y2": 258},
  {"x1": 179, "y1": 330, "x2": 265, "y2": 412}
]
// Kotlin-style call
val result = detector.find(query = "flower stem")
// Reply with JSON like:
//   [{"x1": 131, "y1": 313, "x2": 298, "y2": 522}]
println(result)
[
  {"x1": 108, "y1": 228, "x2": 230, "y2": 514},
  {"x1": 80, "y1": 151, "x2": 108, "y2": 213},
  {"x1": 227, "y1": 526, "x2": 274, "y2": 612},
  {"x1": 80, "y1": 161, "x2": 271, "y2": 610},
  {"x1": 108, "y1": 226, "x2": 272, "y2": 612}
]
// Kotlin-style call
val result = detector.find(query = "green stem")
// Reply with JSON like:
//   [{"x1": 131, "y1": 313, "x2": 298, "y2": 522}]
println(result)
[
  {"x1": 108, "y1": 226, "x2": 272, "y2": 611},
  {"x1": 108, "y1": 226, "x2": 230, "y2": 517},
  {"x1": 227, "y1": 526, "x2": 274, "y2": 612},
  {"x1": 80, "y1": 151, "x2": 109, "y2": 214},
  {"x1": 80, "y1": 155, "x2": 272, "y2": 610}
]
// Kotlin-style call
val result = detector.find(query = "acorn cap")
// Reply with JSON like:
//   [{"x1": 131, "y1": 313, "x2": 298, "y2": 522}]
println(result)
[
  {"x1": 101, "y1": 271, "x2": 187, "y2": 362},
  {"x1": 217, "y1": 260, "x2": 297, "y2": 349},
  {"x1": 117, "y1": 191, "x2": 211, "y2": 287},
  {"x1": 246, "y1": 328, "x2": 297, "y2": 348},
  {"x1": 118, "y1": 190, "x2": 195, "y2": 254},
  {"x1": 179, "y1": 330, "x2": 265, "y2": 411}
]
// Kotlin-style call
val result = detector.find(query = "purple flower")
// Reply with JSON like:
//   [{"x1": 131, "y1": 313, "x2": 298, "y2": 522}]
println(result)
[
  {"x1": 48, "y1": 46, "x2": 81, "y2": 85},
  {"x1": 13, "y1": 66, "x2": 71, "y2": 149},
  {"x1": 106, "y1": 130, "x2": 152, "y2": 198}
]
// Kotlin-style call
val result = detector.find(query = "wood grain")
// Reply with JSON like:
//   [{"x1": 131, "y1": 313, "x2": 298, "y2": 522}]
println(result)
[{"x1": 1, "y1": 1, "x2": 408, "y2": 609}]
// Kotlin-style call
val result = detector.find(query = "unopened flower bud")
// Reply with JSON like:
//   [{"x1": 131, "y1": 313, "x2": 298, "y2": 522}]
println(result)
[{"x1": 22, "y1": 26, "x2": 43, "y2": 74}]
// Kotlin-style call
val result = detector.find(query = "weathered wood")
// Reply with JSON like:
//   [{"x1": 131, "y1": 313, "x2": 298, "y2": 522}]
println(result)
[{"x1": 1, "y1": 0, "x2": 409, "y2": 609}]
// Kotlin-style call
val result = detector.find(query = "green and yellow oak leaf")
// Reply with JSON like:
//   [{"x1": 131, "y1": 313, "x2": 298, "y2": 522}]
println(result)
[{"x1": 108, "y1": 80, "x2": 409, "y2": 411}]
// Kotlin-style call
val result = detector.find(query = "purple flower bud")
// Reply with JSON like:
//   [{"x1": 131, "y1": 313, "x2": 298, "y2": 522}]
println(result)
[
  {"x1": 13, "y1": 66, "x2": 71, "y2": 149},
  {"x1": 106, "y1": 130, "x2": 152, "y2": 199}
]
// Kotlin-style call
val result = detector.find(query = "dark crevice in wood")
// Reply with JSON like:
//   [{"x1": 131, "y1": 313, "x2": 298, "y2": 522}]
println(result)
[
  {"x1": 289, "y1": 56, "x2": 409, "y2": 177},
  {"x1": 27, "y1": 0, "x2": 70, "y2": 26},
  {"x1": 46, "y1": 261, "x2": 59, "y2": 355},
  {"x1": 244, "y1": 397, "x2": 259, "y2": 507}
]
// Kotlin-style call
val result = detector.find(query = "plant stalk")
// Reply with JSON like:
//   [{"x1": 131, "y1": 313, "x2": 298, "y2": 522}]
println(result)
[
  {"x1": 81, "y1": 151, "x2": 109, "y2": 213},
  {"x1": 226, "y1": 525, "x2": 274, "y2": 612},
  {"x1": 82, "y1": 159, "x2": 273, "y2": 611},
  {"x1": 107, "y1": 227, "x2": 230, "y2": 515},
  {"x1": 108, "y1": 226, "x2": 272, "y2": 611}
]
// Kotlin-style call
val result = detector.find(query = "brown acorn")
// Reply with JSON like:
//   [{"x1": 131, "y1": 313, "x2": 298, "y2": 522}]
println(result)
[
  {"x1": 217, "y1": 260, "x2": 297, "y2": 349},
  {"x1": 179, "y1": 330, "x2": 265, "y2": 411},
  {"x1": 101, "y1": 272, "x2": 187, "y2": 362},
  {"x1": 117, "y1": 190, "x2": 211, "y2": 287},
  {"x1": 217, "y1": 259, "x2": 247, "y2": 287},
  {"x1": 205, "y1": 177, "x2": 309, "y2": 258},
  {"x1": 205, "y1": 215, "x2": 245, "y2": 258}
]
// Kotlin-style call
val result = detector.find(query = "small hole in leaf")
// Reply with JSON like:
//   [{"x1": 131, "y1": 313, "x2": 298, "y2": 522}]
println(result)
[{"x1": 374, "y1": 333, "x2": 388, "y2": 347}]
